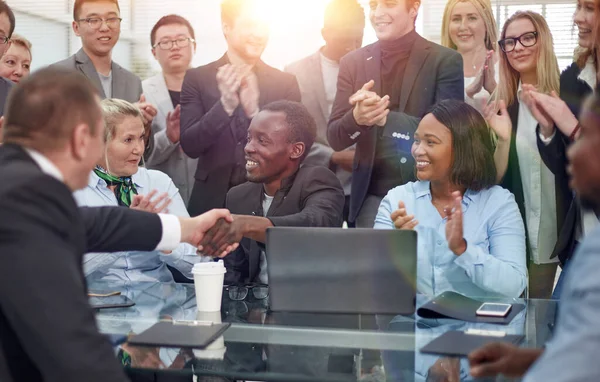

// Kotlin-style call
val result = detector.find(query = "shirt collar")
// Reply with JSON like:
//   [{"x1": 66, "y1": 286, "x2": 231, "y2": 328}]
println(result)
[
  {"x1": 578, "y1": 57, "x2": 596, "y2": 90},
  {"x1": 414, "y1": 180, "x2": 475, "y2": 206},
  {"x1": 89, "y1": 167, "x2": 143, "y2": 189},
  {"x1": 25, "y1": 148, "x2": 64, "y2": 181}
]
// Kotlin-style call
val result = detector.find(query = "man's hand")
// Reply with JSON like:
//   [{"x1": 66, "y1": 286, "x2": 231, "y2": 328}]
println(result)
[
  {"x1": 135, "y1": 94, "x2": 158, "y2": 146},
  {"x1": 330, "y1": 150, "x2": 355, "y2": 172},
  {"x1": 166, "y1": 104, "x2": 181, "y2": 144},
  {"x1": 217, "y1": 64, "x2": 241, "y2": 116},
  {"x1": 199, "y1": 217, "x2": 246, "y2": 258},
  {"x1": 130, "y1": 190, "x2": 171, "y2": 214},
  {"x1": 469, "y1": 343, "x2": 542, "y2": 378},
  {"x1": 179, "y1": 209, "x2": 238, "y2": 257},
  {"x1": 350, "y1": 80, "x2": 390, "y2": 127},
  {"x1": 239, "y1": 69, "x2": 260, "y2": 119},
  {"x1": 428, "y1": 358, "x2": 461, "y2": 382},
  {"x1": 390, "y1": 201, "x2": 418, "y2": 230}
]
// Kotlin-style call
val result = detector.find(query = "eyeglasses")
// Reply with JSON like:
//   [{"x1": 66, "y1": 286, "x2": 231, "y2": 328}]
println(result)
[
  {"x1": 78, "y1": 17, "x2": 122, "y2": 30},
  {"x1": 224, "y1": 284, "x2": 269, "y2": 301},
  {"x1": 0, "y1": 36, "x2": 9, "y2": 45},
  {"x1": 153, "y1": 37, "x2": 195, "y2": 50},
  {"x1": 498, "y1": 31, "x2": 538, "y2": 53}
]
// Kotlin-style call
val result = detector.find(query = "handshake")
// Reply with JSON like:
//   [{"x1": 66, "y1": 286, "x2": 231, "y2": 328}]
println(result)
[{"x1": 180, "y1": 210, "x2": 267, "y2": 258}]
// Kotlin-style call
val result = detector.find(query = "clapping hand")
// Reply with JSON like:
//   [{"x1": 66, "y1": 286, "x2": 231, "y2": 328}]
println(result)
[
  {"x1": 350, "y1": 80, "x2": 390, "y2": 127},
  {"x1": 529, "y1": 90, "x2": 579, "y2": 139},
  {"x1": 239, "y1": 68, "x2": 260, "y2": 118},
  {"x1": 130, "y1": 189, "x2": 171, "y2": 214},
  {"x1": 483, "y1": 50, "x2": 497, "y2": 94},
  {"x1": 165, "y1": 104, "x2": 181, "y2": 144},
  {"x1": 390, "y1": 201, "x2": 418, "y2": 230},
  {"x1": 217, "y1": 64, "x2": 242, "y2": 116},
  {"x1": 136, "y1": 94, "x2": 158, "y2": 135},
  {"x1": 521, "y1": 84, "x2": 555, "y2": 138},
  {"x1": 444, "y1": 191, "x2": 467, "y2": 256},
  {"x1": 483, "y1": 99, "x2": 511, "y2": 144}
]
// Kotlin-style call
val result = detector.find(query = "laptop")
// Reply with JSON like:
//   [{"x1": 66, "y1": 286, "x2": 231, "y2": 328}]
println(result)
[{"x1": 266, "y1": 227, "x2": 417, "y2": 315}]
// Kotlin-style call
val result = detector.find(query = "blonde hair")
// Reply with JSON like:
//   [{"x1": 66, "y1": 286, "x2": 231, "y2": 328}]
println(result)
[
  {"x1": 9, "y1": 34, "x2": 32, "y2": 58},
  {"x1": 575, "y1": 0, "x2": 600, "y2": 68},
  {"x1": 100, "y1": 98, "x2": 144, "y2": 143},
  {"x1": 441, "y1": 0, "x2": 498, "y2": 52},
  {"x1": 496, "y1": 11, "x2": 560, "y2": 107}
]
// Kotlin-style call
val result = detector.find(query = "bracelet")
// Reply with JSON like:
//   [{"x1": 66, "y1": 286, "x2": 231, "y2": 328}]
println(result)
[{"x1": 569, "y1": 123, "x2": 581, "y2": 141}]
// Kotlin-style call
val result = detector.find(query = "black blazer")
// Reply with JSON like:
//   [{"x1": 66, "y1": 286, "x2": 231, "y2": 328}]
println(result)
[
  {"x1": 501, "y1": 101, "x2": 571, "y2": 264},
  {"x1": 0, "y1": 144, "x2": 163, "y2": 382},
  {"x1": 223, "y1": 165, "x2": 345, "y2": 284},
  {"x1": 327, "y1": 34, "x2": 464, "y2": 222},
  {"x1": 534, "y1": 62, "x2": 594, "y2": 264},
  {"x1": 180, "y1": 54, "x2": 301, "y2": 216}
]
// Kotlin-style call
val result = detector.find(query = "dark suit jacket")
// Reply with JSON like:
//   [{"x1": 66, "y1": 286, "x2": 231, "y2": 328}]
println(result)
[
  {"x1": 327, "y1": 35, "x2": 464, "y2": 222},
  {"x1": 534, "y1": 62, "x2": 594, "y2": 264},
  {"x1": 180, "y1": 54, "x2": 301, "y2": 216},
  {"x1": 0, "y1": 144, "x2": 163, "y2": 382},
  {"x1": 0, "y1": 77, "x2": 13, "y2": 116},
  {"x1": 501, "y1": 101, "x2": 572, "y2": 265},
  {"x1": 223, "y1": 165, "x2": 345, "y2": 284}
]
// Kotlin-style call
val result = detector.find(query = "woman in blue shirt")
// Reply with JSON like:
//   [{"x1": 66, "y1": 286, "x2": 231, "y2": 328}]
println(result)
[
  {"x1": 74, "y1": 98, "x2": 208, "y2": 283},
  {"x1": 374, "y1": 99, "x2": 527, "y2": 298}
]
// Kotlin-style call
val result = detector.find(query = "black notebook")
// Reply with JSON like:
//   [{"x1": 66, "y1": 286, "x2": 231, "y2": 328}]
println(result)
[
  {"x1": 128, "y1": 321, "x2": 230, "y2": 349},
  {"x1": 420, "y1": 330, "x2": 525, "y2": 357},
  {"x1": 417, "y1": 291, "x2": 525, "y2": 324}
]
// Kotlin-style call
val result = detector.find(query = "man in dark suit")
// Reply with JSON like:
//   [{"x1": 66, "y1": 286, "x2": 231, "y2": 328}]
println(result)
[
  {"x1": 0, "y1": 1, "x2": 15, "y2": 117},
  {"x1": 327, "y1": 0, "x2": 464, "y2": 227},
  {"x1": 180, "y1": 0, "x2": 301, "y2": 217},
  {"x1": 0, "y1": 67, "x2": 234, "y2": 382},
  {"x1": 199, "y1": 101, "x2": 345, "y2": 284}
]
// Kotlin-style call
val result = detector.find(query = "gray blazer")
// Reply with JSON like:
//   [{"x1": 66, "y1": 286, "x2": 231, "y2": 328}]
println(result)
[
  {"x1": 142, "y1": 74, "x2": 197, "y2": 205},
  {"x1": 51, "y1": 48, "x2": 143, "y2": 103},
  {"x1": 285, "y1": 50, "x2": 352, "y2": 193}
]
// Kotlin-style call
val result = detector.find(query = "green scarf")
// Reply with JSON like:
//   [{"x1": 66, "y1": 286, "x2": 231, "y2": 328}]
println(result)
[{"x1": 93, "y1": 165, "x2": 138, "y2": 207}]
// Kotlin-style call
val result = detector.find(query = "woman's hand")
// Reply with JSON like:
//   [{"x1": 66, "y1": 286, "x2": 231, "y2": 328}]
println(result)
[
  {"x1": 130, "y1": 189, "x2": 171, "y2": 213},
  {"x1": 390, "y1": 201, "x2": 418, "y2": 230},
  {"x1": 484, "y1": 99, "x2": 512, "y2": 144},
  {"x1": 521, "y1": 84, "x2": 555, "y2": 138},
  {"x1": 466, "y1": 65, "x2": 484, "y2": 99},
  {"x1": 483, "y1": 50, "x2": 497, "y2": 94},
  {"x1": 530, "y1": 90, "x2": 579, "y2": 139},
  {"x1": 445, "y1": 191, "x2": 467, "y2": 256}
]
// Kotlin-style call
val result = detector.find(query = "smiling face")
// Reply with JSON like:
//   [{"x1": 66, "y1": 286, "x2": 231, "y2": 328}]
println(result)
[
  {"x1": 73, "y1": 1, "x2": 120, "y2": 57},
  {"x1": 503, "y1": 18, "x2": 539, "y2": 77},
  {"x1": 369, "y1": 0, "x2": 417, "y2": 41},
  {"x1": 449, "y1": 1, "x2": 487, "y2": 53},
  {"x1": 223, "y1": 2, "x2": 269, "y2": 62},
  {"x1": 567, "y1": 97, "x2": 600, "y2": 211},
  {"x1": 574, "y1": 0, "x2": 597, "y2": 49},
  {"x1": 244, "y1": 110, "x2": 301, "y2": 185},
  {"x1": 152, "y1": 23, "x2": 195, "y2": 75},
  {"x1": 0, "y1": 43, "x2": 31, "y2": 83},
  {"x1": 322, "y1": 24, "x2": 365, "y2": 61},
  {"x1": 411, "y1": 113, "x2": 453, "y2": 182},
  {"x1": 103, "y1": 115, "x2": 145, "y2": 177}
]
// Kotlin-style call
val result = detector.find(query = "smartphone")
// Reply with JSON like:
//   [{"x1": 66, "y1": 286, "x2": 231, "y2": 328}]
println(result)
[
  {"x1": 89, "y1": 295, "x2": 135, "y2": 310},
  {"x1": 475, "y1": 303, "x2": 512, "y2": 317}
]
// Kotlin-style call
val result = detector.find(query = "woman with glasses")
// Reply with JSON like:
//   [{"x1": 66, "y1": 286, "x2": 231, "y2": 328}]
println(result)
[
  {"x1": 520, "y1": 0, "x2": 600, "y2": 299},
  {"x1": 493, "y1": 11, "x2": 561, "y2": 299},
  {"x1": 143, "y1": 15, "x2": 198, "y2": 206},
  {"x1": 73, "y1": 98, "x2": 209, "y2": 284},
  {"x1": 0, "y1": 34, "x2": 32, "y2": 84},
  {"x1": 374, "y1": 99, "x2": 527, "y2": 299}
]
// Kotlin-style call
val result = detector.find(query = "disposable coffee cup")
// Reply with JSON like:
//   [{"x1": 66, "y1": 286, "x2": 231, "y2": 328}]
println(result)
[
  {"x1": 192, "y1": 260, "x2": 226, "y2": 312},
  {"x1": 192, "y1": 311, "x2": 226, "y2": 360}
]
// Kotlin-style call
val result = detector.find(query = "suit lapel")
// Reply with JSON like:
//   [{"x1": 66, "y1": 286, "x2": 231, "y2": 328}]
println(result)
[
  {"x1": 308, "y1": 51, "x2": 329, "y2": 122},
  {"x1": 75, "y1": 49, "x2": 105, "y2": 98},
  {"x1": 399, "y1": 38, "x2": 431, "y2": 112},
  {"x1": 149, "y1": 74, "x2": 174, "y2": 117}
]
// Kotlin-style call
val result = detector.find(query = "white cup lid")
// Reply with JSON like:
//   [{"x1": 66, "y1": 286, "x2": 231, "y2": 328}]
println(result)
[{"x1": 192, "y1": 260, "x2": 226, "y2": 275}]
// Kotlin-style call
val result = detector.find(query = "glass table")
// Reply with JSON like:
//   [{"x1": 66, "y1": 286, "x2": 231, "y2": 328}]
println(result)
[{"x1": 91, "y1": 281, "x2": 558, "y2": 382}]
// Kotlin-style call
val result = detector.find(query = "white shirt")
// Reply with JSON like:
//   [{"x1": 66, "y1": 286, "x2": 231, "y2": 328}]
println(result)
[
  {"x1": 320, "y1": 52, "x2": 339, "y2": 117},
  {"x1": 516, "y1": 83, "x2": 558, "y2": 264},
  {"x1": 258, "y1": 193, "x2": 274, "y2": 284},
  {"x1": 24, "y1": 149, "x2": 182, "y2": 252}
]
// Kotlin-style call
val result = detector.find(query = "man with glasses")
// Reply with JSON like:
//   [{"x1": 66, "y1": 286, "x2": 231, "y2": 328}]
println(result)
[
  {"x1": 143, "y1": 15, "x2": 198, "y2": 205},
  {"x1": 0, "y1": 1, "x2": 15, "y2": 118},
  {"x1": 52, "y1": 0, "x2": 156, "y2": 153}
]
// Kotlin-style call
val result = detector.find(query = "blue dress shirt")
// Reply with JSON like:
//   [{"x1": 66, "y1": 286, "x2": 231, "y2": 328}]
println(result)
[
  {"x1": 73, "y1": 167, "x2": 209, "y2": 283},
  {"x1": 374, "y1": 181, "x2": 527, "y2": 298}
]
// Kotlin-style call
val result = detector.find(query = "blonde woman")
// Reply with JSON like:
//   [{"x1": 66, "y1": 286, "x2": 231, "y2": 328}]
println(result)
[
  {"x1": 493, "y1": 11, "x2": 561, "y2": 299},
  {"x1": 73, "y1": 98, "x2": 208, "y2": 283},
  {"x1": 441, "y1": 0, "x2": 498, "y2": 109},
  {"x1": 0, "y1": 34, "x2": 31, "y2": 83}
]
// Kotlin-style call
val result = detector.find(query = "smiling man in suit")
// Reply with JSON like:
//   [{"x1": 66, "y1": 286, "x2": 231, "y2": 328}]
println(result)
[
  {"x1": 52, "y1": 0, "x2": 157, "y2": 149},
  {"x1": 180, "y1": 0, "x2": 301, "y2": 217},
  {"x1": 285, "y1": 0, "x2": 365, "y2": 226},
  {"x1": 143, "y1": 15, "x2": 198, "y2": 205},
  {"x1": 327, "y1": 0, "x2": 464, "y2": 228}
]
